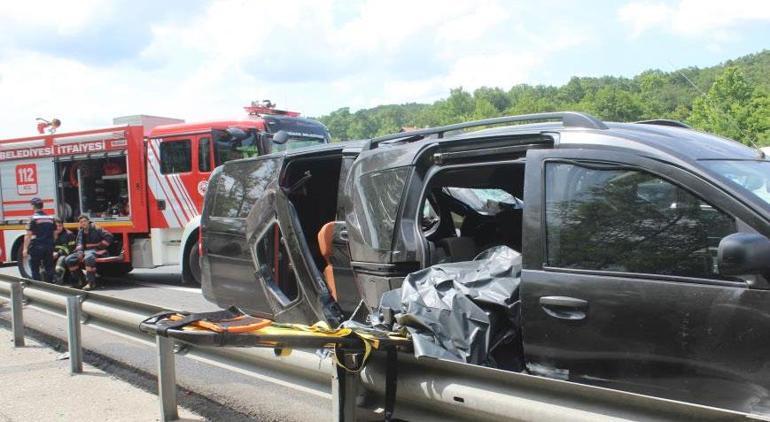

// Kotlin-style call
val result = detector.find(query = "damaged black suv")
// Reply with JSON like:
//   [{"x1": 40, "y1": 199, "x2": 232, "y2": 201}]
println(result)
[{"x1": 200, "y1": 112, "x2": 770, "y2": 415}]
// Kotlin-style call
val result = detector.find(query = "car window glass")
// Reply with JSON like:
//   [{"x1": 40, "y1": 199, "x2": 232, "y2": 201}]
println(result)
[
  {"x1": 255, "y1": 223, "x2": 298, "y2": 304},
  {"x1": 701, "y1": 160, "x2": 770, "y2": 206},
  {"x1": 160, "y1": 140, "x2": 191, "y2": 174},
  {"x1": 352, "y1": 166, "x2": 411, "y2": 250},
  {"x1": 209, "y1": 159, "x2": 277, "y2": 218},
  {"x1": 445, "y1": 187, "x2": 522, "y2": 215},
  {"x1": 198, "y1": 137, "x2": 211, "y2": 172},
  {"x1": 421, "y1": 197, "x2": 441, "y2": 236},
  {"x1": 545, "y1": 162, "x2": 736, "y2": 280}
]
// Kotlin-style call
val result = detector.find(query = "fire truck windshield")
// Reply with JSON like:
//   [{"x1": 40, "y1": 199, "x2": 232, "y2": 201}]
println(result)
[
  {"x1": 211, "y1": 117, "x2": 329, "y2": 165},
  {"x1": 264, "y1": 116, "x2": 330, "y2": 152},
  {"x1": 271, "y1": 134, "x2": 327, "y2": 153}
]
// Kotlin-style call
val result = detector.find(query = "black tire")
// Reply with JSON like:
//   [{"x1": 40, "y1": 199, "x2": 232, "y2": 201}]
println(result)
[
  {"x1": 13, "y1": 241, "x2": 33, "y2": 279},
  {"x1": 182, "y1": 239, "x2": 201, "y2": 286}
]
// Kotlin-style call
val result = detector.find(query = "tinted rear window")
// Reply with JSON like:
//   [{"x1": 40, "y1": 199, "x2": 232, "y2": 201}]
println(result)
[{"x1": 209, "y1": 158, "x2": 279, "y2": 218}]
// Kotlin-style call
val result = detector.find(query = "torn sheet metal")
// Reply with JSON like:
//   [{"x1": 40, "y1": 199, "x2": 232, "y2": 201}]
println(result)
[{"x1": 374, "y1": 246, "x2": 522, "y2": 367}]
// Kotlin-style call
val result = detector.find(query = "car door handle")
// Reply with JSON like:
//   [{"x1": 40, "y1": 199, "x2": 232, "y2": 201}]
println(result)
[{"x1": 539, "y1": 296, "x2": 588, "y2": 320}]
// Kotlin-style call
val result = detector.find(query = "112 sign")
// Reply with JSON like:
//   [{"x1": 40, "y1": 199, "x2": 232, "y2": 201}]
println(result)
[{"x1": 16, "y1": 164, "x2": 38, "y2": 195}]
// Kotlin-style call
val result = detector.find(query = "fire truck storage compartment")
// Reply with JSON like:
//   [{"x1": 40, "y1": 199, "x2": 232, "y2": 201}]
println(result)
[{"x1": 55, "y1": 152, "x2": 130, "y2": 222}]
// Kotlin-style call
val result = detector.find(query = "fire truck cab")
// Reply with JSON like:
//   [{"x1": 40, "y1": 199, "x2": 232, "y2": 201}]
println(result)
[
  {"x1": 149, "y1": 111, "x2": 332, "y2": 284},
  {"x1": 0, "y1": 103, "x2": 331, "y2": 285}
]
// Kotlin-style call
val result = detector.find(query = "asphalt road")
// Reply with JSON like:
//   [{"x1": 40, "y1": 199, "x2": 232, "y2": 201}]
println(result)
[
  {"x1": 0, "y1": 264, "x2": 451, "y2": 421},
  {"x1": 0, "y1": 264, "x2": 339, "y2": 421},
  {"x1": 0, "y1": 264, "x2": 219, "y2": 312}
]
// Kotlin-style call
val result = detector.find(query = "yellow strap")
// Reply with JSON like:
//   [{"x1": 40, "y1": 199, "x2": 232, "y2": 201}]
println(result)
[
  {"x1": 163, "y1": 314, "x2": 408, "y2": 371},
  {"x1": 332, "y1": 337, "x2": 373, "y2": 373}
]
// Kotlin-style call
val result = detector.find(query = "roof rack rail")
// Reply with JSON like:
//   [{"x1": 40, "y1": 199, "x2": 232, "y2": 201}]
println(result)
[
  {"x1": 366, "y1": 111, "x2": 607, "y2": 150},
  {"x1": 634, "y1": 119, "x2": 691, "y2": 129}
]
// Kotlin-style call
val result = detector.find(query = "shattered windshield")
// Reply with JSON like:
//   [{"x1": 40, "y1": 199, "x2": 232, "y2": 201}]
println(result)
[{"x1": 701, "y1": 160, "x2": 770, "y2": 206}]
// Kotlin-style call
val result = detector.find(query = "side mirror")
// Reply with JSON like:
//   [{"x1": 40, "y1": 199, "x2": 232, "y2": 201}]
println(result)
[
  {"x1": 272, "y1": 130, "x2": 289, "y2": 145},
  {"x1": 718, "y1": 233, "x2": 770, "y2": 276},
  {"x1": 225, "y1": 127, "x2": 248, "y2": 141}
]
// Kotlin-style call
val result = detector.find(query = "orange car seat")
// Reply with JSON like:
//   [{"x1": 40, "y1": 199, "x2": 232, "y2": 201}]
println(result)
[{"x1": 317, "y1": 222, "x2": 337, "y2": 300}]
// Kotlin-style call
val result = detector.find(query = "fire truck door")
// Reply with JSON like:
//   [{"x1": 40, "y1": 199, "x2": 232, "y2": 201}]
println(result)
[
  {"x1": 0, "y1": 158, "x2": 57, "y2": 220},
  {"x1": 147, "y1": 137, "x2": 200, "y2": 229}
]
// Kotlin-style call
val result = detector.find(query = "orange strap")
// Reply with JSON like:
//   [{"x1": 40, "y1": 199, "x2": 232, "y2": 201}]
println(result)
[{"x1": 168, "y1": 314, "x2": 272, "y2": 333}]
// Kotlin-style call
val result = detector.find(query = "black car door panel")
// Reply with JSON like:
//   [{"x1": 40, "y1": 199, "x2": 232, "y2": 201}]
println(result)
[{"x1": 521, "y1": 148, "x2": 770, "y2": 414}]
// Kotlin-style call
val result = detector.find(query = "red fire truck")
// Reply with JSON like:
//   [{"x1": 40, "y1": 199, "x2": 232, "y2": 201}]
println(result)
[{"x1": 0, "y1": 103, "x2": 331, "y2": 284}]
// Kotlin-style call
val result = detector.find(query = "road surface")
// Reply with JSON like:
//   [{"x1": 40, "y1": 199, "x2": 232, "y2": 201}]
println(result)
[{"x1": 0, "y1": 264, "x2": 341, "y2": 422}]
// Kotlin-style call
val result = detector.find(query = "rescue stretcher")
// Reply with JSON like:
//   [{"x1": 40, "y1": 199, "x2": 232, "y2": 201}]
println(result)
[{"x1": 140, "y1": 307, "x2": 411, "y2": 421}]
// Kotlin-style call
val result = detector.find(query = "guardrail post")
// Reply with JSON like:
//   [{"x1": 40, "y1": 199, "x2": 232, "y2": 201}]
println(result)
[
  {"x1": 66, "y1": 296, "x2": 83, "y2": 374},
  {"x1": 10, "y1": 282, "x2": 24, "y2": 347},
  {"x1": 332, "y1": 351, "x2": 361, "y2": 422},
  {"x1": 156, "y1": 335, "x2": 179, "y2": 422}
]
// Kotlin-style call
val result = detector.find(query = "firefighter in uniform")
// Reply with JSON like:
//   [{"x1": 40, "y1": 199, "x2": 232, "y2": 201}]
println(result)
[
  {"x1": 52, "y1": 217, "x2": 77, "y2": 286},
  {"x1": 22, "y1": 197, "x2": 55, "y2": 282},
  {"x1": 66, "y1": 215, "x2": 113, "y2": 291}
]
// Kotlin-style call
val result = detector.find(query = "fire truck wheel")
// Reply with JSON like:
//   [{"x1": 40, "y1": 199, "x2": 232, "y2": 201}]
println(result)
[
  {"x1": 16, "y1": 252, "x2": 33, "y2": 279},
  {"x1": 12, "y1": 242, "x2": 32, "y2": 278},
  {"x1": 183, "y1": 240, "x2": 201, "y2": 286}
]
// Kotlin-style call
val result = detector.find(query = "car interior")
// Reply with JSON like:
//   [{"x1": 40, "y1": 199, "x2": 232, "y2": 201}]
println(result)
[
  {"x1": 281, "y1": 155, "x2": 529, "y2": 316},
  {"x1": 281, "y1": 155, "x2": 343, "y2": 290},
  {"x1": 420, "y1": 161, "x2": 527, "y2": 265}
]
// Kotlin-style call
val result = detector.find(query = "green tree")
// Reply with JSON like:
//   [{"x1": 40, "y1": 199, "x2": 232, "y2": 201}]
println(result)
[
  {"x1": 584, "y1": 86, "x2": 644, "y2": 121},
  {"x1": 636, "y1": 70, "x2": 669, "y2": 118},
  {"x1": 473, "y1": 86, "x2": 510, "y2": 112},
  {"x1": 320, "y1": 107, "x2": 352, "y2": 142},
  {"x1": 558, "y1": 77, "x2": 586, "y2": 104},
  {"x1": 472, "y1": 98, "x2": 499, "y2": 119},
  {"x1": 316, "y1": 50, "x2": 770, "y2": 142},
  {"x1": 689, "y1": 67, "x2": 767, "y2": 145},
  {"x1": 347, "y1": 110, "x2": 378, "y2": 139},
  {"x1": 744, "y1": 92, "x2": 770, "y2": 146}
]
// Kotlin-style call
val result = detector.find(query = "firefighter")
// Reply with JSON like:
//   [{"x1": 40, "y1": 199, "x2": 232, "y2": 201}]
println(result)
[
  {"x1": 66, "y1": 215, "x2": 113, "y2": 291},
  {"x1": 52, "y1": 218, "x2": 77, "y2": 286},
  {"x1": 22, "y1": 197, "x2": 55, "y2": 282}
]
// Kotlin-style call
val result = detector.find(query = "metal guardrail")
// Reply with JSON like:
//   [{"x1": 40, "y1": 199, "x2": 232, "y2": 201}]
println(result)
[{"x1": 0, "y1": 273, "x2": 761, "y2": 421}]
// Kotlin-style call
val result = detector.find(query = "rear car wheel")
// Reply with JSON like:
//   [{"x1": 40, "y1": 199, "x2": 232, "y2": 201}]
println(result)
[{"x1": 182, "y1": 240, "x2": 201, "y2": 286}]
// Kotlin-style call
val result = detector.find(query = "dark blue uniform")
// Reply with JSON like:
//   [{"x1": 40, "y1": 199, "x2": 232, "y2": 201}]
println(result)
[
  {"x1": 27, "y1": 210, "x2": 55, "y2": 282},
  {"x1": 66, "y1": 222, "x2": 113, "y2": 290}
]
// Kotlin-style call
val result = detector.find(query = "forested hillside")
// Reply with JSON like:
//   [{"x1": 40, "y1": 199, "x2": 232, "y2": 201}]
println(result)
[{"x1": 318, "y1": 50, "x2": 770, "y2": 145}]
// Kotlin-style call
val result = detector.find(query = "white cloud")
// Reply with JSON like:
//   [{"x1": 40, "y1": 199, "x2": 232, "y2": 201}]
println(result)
[
  {"x1": 0, "y1": 0, "x2": 105, "y2": 35},
  {"x1": 0, "y1": 0, "x2": 595, "y2": 137},
  {"x1": 618, "y1": 0, "x2": 770, "y2": 40},
  {"x1": 617, "y1": 1, "x2": 671, "y2": 38}
]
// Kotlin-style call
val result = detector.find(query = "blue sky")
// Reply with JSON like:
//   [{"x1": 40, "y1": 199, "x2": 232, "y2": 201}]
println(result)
[{"x1": 0, "y1": 0, "x2": 768, "y2": 137}]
